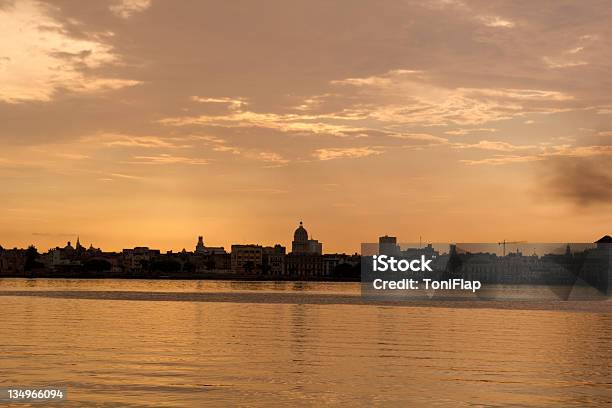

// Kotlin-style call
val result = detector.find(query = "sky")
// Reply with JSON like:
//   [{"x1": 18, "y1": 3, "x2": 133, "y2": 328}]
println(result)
[{"x1": 1, "y1": 0, "x2": 611, "y2": 253}]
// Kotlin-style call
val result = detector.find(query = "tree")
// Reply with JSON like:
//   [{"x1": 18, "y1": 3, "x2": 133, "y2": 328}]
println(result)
[
  {"x1": 84, "y1": 259, "x2": 112, "y2": 273},
  {"x1": 150, "y1": 259, "x2": 181, "y2": 273},
  {"x1": 24, "y1": 245, "x2": 43, "y2": 271}
]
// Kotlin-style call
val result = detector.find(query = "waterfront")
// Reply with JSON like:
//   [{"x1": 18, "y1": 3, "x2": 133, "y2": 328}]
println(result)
[{"x1": 1, "y1": 279, "x2": 610, "y2": 407}]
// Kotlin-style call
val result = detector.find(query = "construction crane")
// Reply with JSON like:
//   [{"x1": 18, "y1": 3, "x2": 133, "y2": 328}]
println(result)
[{"x1": 498, "y1": 240, "x2": 526, "y2": 257}]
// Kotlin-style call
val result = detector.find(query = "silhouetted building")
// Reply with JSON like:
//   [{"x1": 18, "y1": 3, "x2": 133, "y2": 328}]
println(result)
[
  {"x1": 195, "y1": 236, "x2": 205, "y2": 253},
  {"x1": 286, "y1": 253, "x2": 324, "y2": 278},
  {"x1": 291, "y1": 221, "x2": 322, "y2": 254},
  {"x1": 231, "y1": 244, "x2": 263, "y2": 275},
  {"x1": 378, "y1": 235, "x2": 399, "y2": 255},
  {"x1": 194, "y1": 235, "x2": 226, "y2": 255},
  {"x1": 323, "y1": 253, "x2": 360, "y2": 277},
  {"x1": 0, "y1": 248, "x2": 26, "y2": 277},
  {"x1": 401, "y1": 243, "x2": 438, "y2": 259},
  {"x1": 263, "y1": 244, "x2": 286, "y2": 276},
  {"x1": 122, "y1": 247, "x2": 161, "y2": 272},
  {"x1": 581, "y1": 236, "x2": 612, "y2": 293}
]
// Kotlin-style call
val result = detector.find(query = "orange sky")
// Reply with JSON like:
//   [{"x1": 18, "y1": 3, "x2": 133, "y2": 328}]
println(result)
[{"x1": 1, "y1": 0, "x2": 611, "y2": 253}]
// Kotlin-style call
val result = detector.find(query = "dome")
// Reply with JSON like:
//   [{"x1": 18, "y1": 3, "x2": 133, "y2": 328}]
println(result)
[{"x1": 293, "y1": 221, "x2": 308, "y2": 242}]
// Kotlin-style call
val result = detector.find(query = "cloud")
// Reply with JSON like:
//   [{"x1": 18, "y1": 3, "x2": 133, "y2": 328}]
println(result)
[
  {"x1": 160, "y1": 108, "x2": 369, "y2": 137},
  {"x1": 387, "y1": 133, "x2": 449, "y2": 149},
  {"x1": 454, "y1": 140, "x2": 538, "y2": 152},
  {"x1": 461, "y1": 144, "x2": 612, "y2": 165},
  {"x1": 160, "y1": 68, "x2": 576, "y2": 144},
  {"x1": 445, "y1": 128, "x2": 497, "y2": 136},
  {"x1": 109, "y1": 172, "x2": 145, "y2": 180},
  {"x1": 541, "y1": 34, "x2": 599, "y2": 69},
  {"x1": 191, "y1": 96, "x2": 247, "y2": 111},
  {"x1": 55, "y1": 152, "x2": 89, "y2": 160},
  {"x1": 130, "y1": 154, "x2": 208, "y2": 165},
  {"x1": 251, "y1": 151, "x2": 289, "y2": 167},
  {"x1": 313, "y1": 147, "x2": 383, "y2": 161},
  {"x1": 542, "y1": 56, "x2": 588, "y2": 69},
  {"x1": 330, "y1": 70, "x2": 575, "y2": 126},
  {"x1": 481, "y1": 16, "x2": 515, "y2": 28},
  {"x1": 232, "y1": 188, "x2": 288, "y2": 194},
  {"x1": 460, "y1": 155, "x2": 542, "y2": 166},
  {"x1": 109, "y1": 0, "x2": 151, "y2": 19},
  {"x1": 0, "y1": 0, "x2": 139, "y2": 103},
  {"x1": 94, "y1": 134, "x2": 192, "y2": 148},
  {"x1": 538, "y1": 157, "x2": 612, "y2": 207}
]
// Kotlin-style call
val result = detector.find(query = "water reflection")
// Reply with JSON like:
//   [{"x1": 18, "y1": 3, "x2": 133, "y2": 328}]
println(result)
[{"x1": 0, "y1": 280, "x2": 610, "y2": 407}]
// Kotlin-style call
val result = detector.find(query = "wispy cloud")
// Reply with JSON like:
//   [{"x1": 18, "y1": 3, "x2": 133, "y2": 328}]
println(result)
[
  {"x1": 109, "y1": 172, "x2": 145, "y2": 180},
  {"x1": 313, "y1": 147, "x2": 383, "y2": 161},
  {"x1": 110, "y1": 0, "x2": 152, "y2": 19},
  {"x1": 96, "y1": 134, "x2": 192, "y2": 149},
  {"x1": 481, "y1": 16, "x2": 515, "y2": 28},
  {"x1": 232, "y1": 188, "x2": 288, "y2": 194},
  {"x1": 0, "y1": 0, "x2": 139, "y2": 102},
  {"x1": 191, "y1": 96, "x2": 247, "y2": 110},
  {"x1": 55, "y1": 152, "x2": 90, "y2": 160},
  {"x1": 461, "y1": 145, "x2": 612, "y2": 165},
  {"x1": 331, "y1": 70, "x2": 574, "y2": 126},
  {"x1": 445, "y1": 128, "x2": 497, "y2": 136},
  {"x1": 454, "y1": 140, "x2": 538, "y2": 152},
  {"x1": 161, "y1": 109, "x2": 368, "y2": 137},
  {"x1": 130, "y1": 154, "x2": 208, "y2": 165},
  {"x1": 388, "y1": 133, "x2": 448, "y2": 143}
]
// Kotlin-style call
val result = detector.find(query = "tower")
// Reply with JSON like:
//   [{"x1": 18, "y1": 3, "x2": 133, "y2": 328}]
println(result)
[
  {"x1": 195, "y1": 236, "x2": 205, "y2": 253},
  {"x1": 75, "y1": 236, "x2": 84, "y2": 251}
]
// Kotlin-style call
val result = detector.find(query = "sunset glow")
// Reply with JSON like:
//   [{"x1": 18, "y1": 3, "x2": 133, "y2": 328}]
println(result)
[{"x1": 1, "y1": 0, "x2": 611, "y2": 252}]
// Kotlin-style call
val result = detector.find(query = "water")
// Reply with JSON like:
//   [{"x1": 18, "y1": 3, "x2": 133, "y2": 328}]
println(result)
[{"x1": 1, "y1": 279, "x2": 610, "y2": 407}]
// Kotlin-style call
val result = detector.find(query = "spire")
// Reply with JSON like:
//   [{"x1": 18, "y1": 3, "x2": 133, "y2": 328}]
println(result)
[{"x1": 75, "y1": 236, "x2": 85, "y2": 251}]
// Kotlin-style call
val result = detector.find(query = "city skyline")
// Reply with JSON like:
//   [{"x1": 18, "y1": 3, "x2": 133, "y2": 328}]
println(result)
[
  {"x1": 2, "y1": 224, "x2": 610, "y2": 257},
  {"x1": 1, "y1": 1, "x2": 612, "y2": 253}
]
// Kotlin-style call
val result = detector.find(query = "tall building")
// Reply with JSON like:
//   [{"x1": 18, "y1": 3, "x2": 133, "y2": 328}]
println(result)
[{"x1": 291, "y1": 221, "x2": 322, "y2": 255}]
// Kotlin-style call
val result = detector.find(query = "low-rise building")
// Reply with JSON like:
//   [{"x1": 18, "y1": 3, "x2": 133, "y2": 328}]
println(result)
[
  {"x1": 231, "y1": 244, "x2": 263, "y2": 275},
  {"x1": 263, "y1": 244, "x2": 286, "y2": 277}
]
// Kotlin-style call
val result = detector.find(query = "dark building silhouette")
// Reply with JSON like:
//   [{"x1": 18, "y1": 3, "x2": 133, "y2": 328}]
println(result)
[
  {"x1": 579, "y1": 235, "x2": 612, "y2": 293},
  {"x1": 291, "y1": 221, "x2": 322, "y2": 254},
  {"x1": 378, "y1": 235, "x2": 399, "y2": 255}
]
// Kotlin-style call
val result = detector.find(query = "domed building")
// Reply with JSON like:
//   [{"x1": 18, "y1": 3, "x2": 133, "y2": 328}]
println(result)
[{"x1": 291, "y1": 221, "x2": 322, "y2": 255}]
